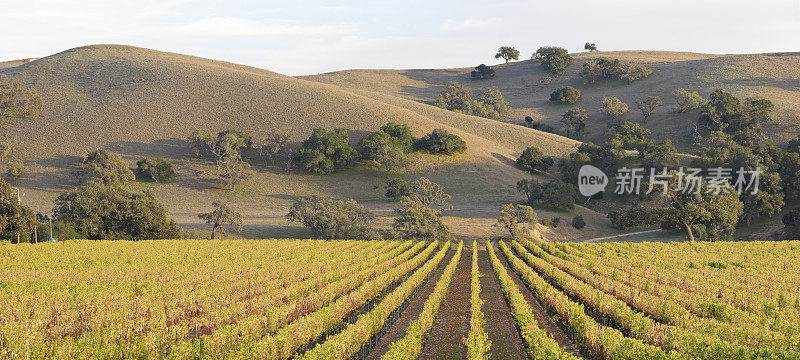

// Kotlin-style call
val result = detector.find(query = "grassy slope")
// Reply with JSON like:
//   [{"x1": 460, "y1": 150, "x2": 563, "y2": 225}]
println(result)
[
  {"x1": 303, "y1": 50, "x2": 800, "y2": 151},
  {"x1": 0, "y1": 45, "x2": 587, "y2": 239}
]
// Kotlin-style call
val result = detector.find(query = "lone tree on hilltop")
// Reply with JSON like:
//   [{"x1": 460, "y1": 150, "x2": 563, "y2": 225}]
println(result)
[
  {"x1": 495, "y1": 46, "x2": 520, "y2": 63},
  {"x1": 198, "y1": 201, "x2": 242, "y2": 239},
  {"x1": 584, "y1": 43, "x2": 597, "y2": 52}
]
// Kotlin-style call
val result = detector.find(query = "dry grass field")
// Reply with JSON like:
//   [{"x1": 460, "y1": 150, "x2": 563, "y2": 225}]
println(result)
[
  {"x1": 3, "y1": 45, "x2": 798, "y2": 239},
  {"x1": 0, "y1": 45, "x2": 585, "y2": 239},
  {"x1": 304, "y1": 51, "x2": 800, "y2": 151}
]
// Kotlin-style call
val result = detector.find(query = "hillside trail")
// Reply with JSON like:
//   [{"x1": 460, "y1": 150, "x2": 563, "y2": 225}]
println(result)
[
  {"x1": 418, "y1": 243, "x2": 471, "y2": 359},
  {"x1": 364, "y1": 247, "x2": 457, "y2": 360},
  {"x1": 494, "y1": 242, "x2": 582, "y2": 357}
]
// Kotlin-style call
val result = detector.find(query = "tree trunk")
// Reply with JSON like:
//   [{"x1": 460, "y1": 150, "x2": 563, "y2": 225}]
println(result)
[
  {"x1": 210, "y1": 224, "x2": 218, "y2": 239},
  {"x1": 682, "y1": 222, "x2": 694, "y2": 242}
]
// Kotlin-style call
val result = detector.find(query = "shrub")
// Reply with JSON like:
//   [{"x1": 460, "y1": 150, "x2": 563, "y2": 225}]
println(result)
[
  {"x1": 540, "y1": 218, "x2": 551, "y2": 226},
  {"x1": 572, "y1": 215, "x2": 586, "y2": 229},
  {"x1": 561, "y1": 108, "x2": 589, "y2": 139},
  {"x1": 580, "y1": 58, "x2": 652, "y2": 83},
  {"x1": 6, "y1": 160, "x2": 25, "y2": 181},
  {"x1": 783, "y1": 207, "x2": 800, "y2": 239},
  {"x1": 393, "y1": 196, "x2": 451, "y2": 241},
  {"x1": 549, "y1": 86, "x2": 582, "y2": 105},
  {"x1": 136, "y1": 157, "x2": 177, "y2": 182},
  {"x1": 552, "y1": 217, "x2": 561, "y2": 227},
  {"x1": 471, "y1": 64, "x2": 495, "y2": 79},
  {"x1": 53, "y1": 182, "x2": 181, "y2": 240},
  {"x1": 516, "y1": 146, "x2": 554, "y2": 173},
  {"x1": 381, "y1": 122, "x2": 415, "y2": 152},
  {"x1": 600, "y1": 97, "x2": 629, "y2": 124},
  {"x1": 385, "y1": 178, "x2": 411, "y2": 201},
  {"x1": 0, "y1": 179, "x2": 36, "y2": 243},
  {"x1": 533, "y1": 47, "x2": 573, "y2": 76},
  {"x1": 287, "y1": 196, "x2": 378, "y2": 240},
  {"x1": 298, "y1": 128, "x2": 357, "y2": 174},
  {"x1": 416, "y1": 129, "x2": 466, "y2": 155},
  {"x1": 525, "y1": 121, "x2": 555, "y2": 133},
  {"x1": 517, "y1": 179, "x2": 578, "y2": 210},
  {"x1": 672, "y1": 88, "x2": 704, "y2": 113},
  {"x1": 79, "y1": 149, "x2": 134, "y2": 186},
  {"x1": 434, "y1": 83, "x2": 509, "y2": 120}
]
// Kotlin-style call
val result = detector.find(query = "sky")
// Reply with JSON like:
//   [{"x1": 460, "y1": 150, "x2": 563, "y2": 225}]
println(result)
[{"x1": 1, "y1": 0, "x2": 799, "y2": 75}]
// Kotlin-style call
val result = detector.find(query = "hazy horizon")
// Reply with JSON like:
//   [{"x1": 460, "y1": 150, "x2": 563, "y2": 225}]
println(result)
[{"x1": 2, "y1": 0, "x2": 799, "y2": 75}]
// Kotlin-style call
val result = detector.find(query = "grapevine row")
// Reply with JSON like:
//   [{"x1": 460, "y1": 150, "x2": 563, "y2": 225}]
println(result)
[
  {"x1": 465, "y1": 242, "x2": 491, "y2": 360},
  {"x1": 487, "y1": 241, "x2": 578, "y2": 360}
]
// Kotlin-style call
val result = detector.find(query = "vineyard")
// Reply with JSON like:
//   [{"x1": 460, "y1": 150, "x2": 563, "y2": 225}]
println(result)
[{"x1": 1, "y1": 239, "x2": 799, "y2": 359}]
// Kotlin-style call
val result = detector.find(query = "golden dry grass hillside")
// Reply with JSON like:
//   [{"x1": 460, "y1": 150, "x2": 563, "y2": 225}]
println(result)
[
  {"x1": 303, "y1": 51, "x2": 800, "y2": 150},
  {"x1": 0, "y1": 45, "x2": 585, "y2": 239}
]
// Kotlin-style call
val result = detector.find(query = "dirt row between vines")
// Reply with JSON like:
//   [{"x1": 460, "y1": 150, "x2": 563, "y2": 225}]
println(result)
[{"x1": 364, "y1": 242, "x2": 580, "y2": 360}]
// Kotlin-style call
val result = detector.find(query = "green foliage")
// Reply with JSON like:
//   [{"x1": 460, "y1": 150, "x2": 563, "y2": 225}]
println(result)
[
  {"x1": 783, "y1": 208, "x2": 800, "y2": 239},
  {"x1": 393, "y1": 196, "x2": 451, "y2": 241},
  {"x1": 572, "y1": 215, "x2": 586, "y2": 229},
  {"x1": 258, "y1": 131, "x2": 291, "y2": 167},
  {"x1": 136, "y1": 157, "x2": 176, "y2": 182},
  {"x1": 533, "y1": 47, "x2": 573, "y2": 76},
  {"x1": 0, "y1": 77, "x2": 43, "y2": 128},
  {"x1": 609, "y1": 173, "x2": 743, "y2": 241},
  {"x1": 549, "y1": 86, "x2": 582, "y2": 105},
  {"x1": 416, "y1": 129, "x2": 466, "y2": 155},
  {"x1": 699, "y1": 90, "x2": 772, "y2": 147},
  {"x1": 385, "y1": 178, "x2": 411, "y2": 201},
  {"x1": 517, "y1": 179, "x2": 578, "y2": 210},
  {"x1": 552, "y1": 217, "x2": 560, "y2": 227},
  {"x1": 0, "y1": 179, "x2": 36, "y2": 243},
  {"x1": 584, "y1": 43, "x2": 597, "y2": 52},
  {"x1": 190, "y1": 129, "x2": 254, "y2": 160},
  {"x1": 358, "y1": 131, "x2": 392, "y2": 160},
  {"x1": 298, "y1": 128, "x2": 357, "y2": 174},
  {"x1": 496, "y1": 203, "x2": 537, "y2": 237},
  {"x1": 370, "y1": 146, "x2": 409, "y2": 179},
  {"x1": 409, "y1": 177, "x2": 452, "y2": 210},
  {"x1": 525, "y1": 120, "x2": 555, "y2": 133},
  {"x1": 516, "y1": 146, "x2": 554, "y2": 173},
  {"x1": 561, "y1": 107, "x2": 589, "y2": 139},
  {"x1": 287, "y1": 196, "x2": 378, "y2": 240},
  {"x1": 559, "y1": 142, "x2": 624, "y2": 182},
  {"x1": 198, "y1": 201, "x2": 242, "y2": 239},
  {"x1": 672, "y1": 88, "x2": 704, "y2": 113},
  {"x1": 600, "y1": 97, "x2": 629, "y2": 124},
  {"x1": 380, "y1": 122, "x2": 414, "y2": 152},
  {"x1": 79, "y1": 149, "x2": 135, "y2": 186},
  {"x1": 495, "y1": 46, "x2": 520, "y2": 63},
  {"x1": 5, "y1": 160, "x2": 25, "y2": 180},
  {"x1": 636, "y1": 96, "x2": 662, "y2": 121},
  {"x1": 216, "y1": 153, "x2": 251, "y2": 191},
  {"x1": 471, "y1": 64, "x2": 495, "y2": 79},
  {"x1": 433, "y1": 83, "x2": 509, "y2": 120},
  {"x1": 609, "y1": 121, "x2": 652, "y2": 151},
  {"x1": 53, "y1": 182, "x2": 181, "y2": 240},
  {"x1": 580, "y1": 58, "x2": 652, "y2": 83},
  {"x1": 540, "y1": 218, "x2": 551, "y2": 226}
]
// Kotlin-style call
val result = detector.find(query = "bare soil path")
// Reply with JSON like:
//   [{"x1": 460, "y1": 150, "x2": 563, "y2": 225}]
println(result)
[
  {"x1": 419, "y1": 245, "x2": 471, "y2": 359},
  {"x1": 495, "y1": 243, "x2": 582, "y2": 357},
  {"x1": 365, "y1": 248, "x2": 457, "y2": 360},
  {"x1": 477, "y1": 246, "x2": 529, "y2": 360}
]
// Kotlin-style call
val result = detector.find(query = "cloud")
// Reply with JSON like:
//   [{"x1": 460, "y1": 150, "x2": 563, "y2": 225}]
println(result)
[
  {"x1": 441, "y1": 17, "x2": 501, "y2": 31},
  {"x1": 175, "y1": 17, "x2": 355, "y2": 37}
]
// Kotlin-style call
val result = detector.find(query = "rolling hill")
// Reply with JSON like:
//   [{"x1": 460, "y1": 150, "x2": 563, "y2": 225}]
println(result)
[
  {"x1": 0, "y1": 45, "x2": 584, "y2": 239},
  {"x1": 303, "y1": 51, "x2": 800, "y2": 150}
]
